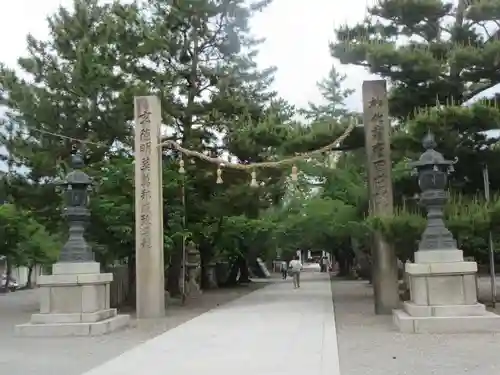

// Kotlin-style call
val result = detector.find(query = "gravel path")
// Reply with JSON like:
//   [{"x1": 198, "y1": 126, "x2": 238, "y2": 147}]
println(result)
[
  {"x1": 331, "y1": 278, "x2": 500, "y2": 375},
  {"x1": 0, "y1": 281, "x2": 270, "y2": 375}
]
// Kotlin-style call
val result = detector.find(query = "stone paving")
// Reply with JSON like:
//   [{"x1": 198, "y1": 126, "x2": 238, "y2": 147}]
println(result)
[
  {"x1": 332, "y1": 278, "x2": 500, "y2": 375},
  {"x1": 81, "y1": 268, "x2": 340, "y2": 375},
  {"x1": 0, "y1": 265, "x2": 339, "y2": 375},
  {"x1": 0, "y1": 281, "x2": 269, "y2": 375},
  {"x1": 6, "y1": 267, "x2": 500, "y2": 375}
]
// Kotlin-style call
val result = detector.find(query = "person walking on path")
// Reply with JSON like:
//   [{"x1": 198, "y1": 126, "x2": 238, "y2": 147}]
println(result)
[
  {"x1": 288, "y1": 255, "x2": 303, "y2": 289},
  {"x1": 280, "y1": 260, "x2": 288, "y2": 280},
  {"x1": 320, "y1": 256, "x2": 327, "y2": 272}
]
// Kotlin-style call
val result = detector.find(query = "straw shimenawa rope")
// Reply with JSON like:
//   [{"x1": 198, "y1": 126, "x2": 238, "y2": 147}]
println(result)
[
  {"x1": 159, "y1": 120, "x2": 356, "y2": 170},
  {"x1": 21, "y1": 120, "x2": 356, "y2": 174}
]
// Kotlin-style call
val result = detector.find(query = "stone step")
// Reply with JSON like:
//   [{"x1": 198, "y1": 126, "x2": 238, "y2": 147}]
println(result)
[
  {"x1": 15, "y1": 314, "x2": 129, "y2": 337},
  {"x1": 393, "y1": 309, "x2": 500, "y2": 333}
]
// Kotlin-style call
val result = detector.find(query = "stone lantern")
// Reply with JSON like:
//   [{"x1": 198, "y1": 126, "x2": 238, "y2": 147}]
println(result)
[
  {"x1": 205, "y1": 260, "x2": 219, "y2": 289},
  {"x1": 393, "y1": 132, "x2": 500, "y2": 333},
  {"x1": 185, "y1": 240, "x2": 202, "y2": 297},
  {"x1": 15, "y1": 150, "x2": 129, "y2": 336},
  {"x1": 410, "y1": 132, "x2": 457, "y2": 253},
  {"x1": 57, "y1": 151, "x2": 94, "y2": 262}
]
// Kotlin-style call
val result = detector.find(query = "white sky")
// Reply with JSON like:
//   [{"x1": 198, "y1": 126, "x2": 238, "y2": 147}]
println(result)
[{"x1": 0, "y1": 0, "x2": 377, "y2": 113}]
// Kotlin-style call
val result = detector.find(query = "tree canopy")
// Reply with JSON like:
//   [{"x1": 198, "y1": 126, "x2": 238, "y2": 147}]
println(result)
[{"x1": 2, "y1": 0, "x2": 500, "y2": 298}]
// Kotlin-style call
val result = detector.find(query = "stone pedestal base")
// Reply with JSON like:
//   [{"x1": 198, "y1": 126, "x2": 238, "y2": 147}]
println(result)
[
  {"x1": 185, "y1": 274, "x2": 202, "y2": 298},
  {"x1": 184, "y1": 265, "x2": 202, "y2": 298},
  {"x1": 393, "y1": 251, "x2": 500, "y2": 333},
  {"x1": 206, "y1": 263, "x2": 218, "y2": 289},
  {"x1": 15, "y1": 262, "x2": 130, "y2": 337},
  {"x1": 393, "y1": 309, "x2": 500, "y2": 333}
]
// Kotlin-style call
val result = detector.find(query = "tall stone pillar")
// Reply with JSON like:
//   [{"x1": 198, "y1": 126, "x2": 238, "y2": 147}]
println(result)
[
  {"x1": 362, "y1": 80, "x2": 399, "y2": 314},
  {"x1": 134, "y1": 96, "x2": 165, "y2": 318}
]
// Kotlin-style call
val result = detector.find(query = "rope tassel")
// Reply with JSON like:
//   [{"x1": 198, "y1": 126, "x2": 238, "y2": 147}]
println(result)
[
  {"x1": 291, "y1": 164, "x2": 298, "y2": 181},
  {"x1": 250, "y1": 170, "x2": 258, "y2": 187},
  {"x1": 216, "y1": 164, "x2": 224, "y2": 184}
]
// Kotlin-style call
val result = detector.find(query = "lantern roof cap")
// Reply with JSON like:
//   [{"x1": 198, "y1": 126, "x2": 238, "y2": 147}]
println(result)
[
  {"x1": 71, "y1": 151, "x2": 85, "y2": 169},
  {"x1": 410, "y1": 131, "x2": 453, "y2": 168},
  {"x1": 56, "y1": 150, "x2": 92, "y2": 185},
  {"x1": 65, "y1": 170, "x2": 92, "y2": 184}
]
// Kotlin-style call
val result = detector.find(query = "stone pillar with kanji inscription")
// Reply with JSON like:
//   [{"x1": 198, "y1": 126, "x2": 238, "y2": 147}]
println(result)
[
  {"x1": 362, "y1": 80, "x2": 399, "y2": 314},
  {"x1": 134, "y1": 96, "x2": 165, "y2": 319}
]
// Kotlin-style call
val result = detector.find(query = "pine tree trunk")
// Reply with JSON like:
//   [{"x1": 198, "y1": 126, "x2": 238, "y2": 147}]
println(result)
[
  {"x1": 168, "y1": 25, "x2": 199, "y2": 297},
  {"x1": 199, "y1": 242, "x2": 212, "y2": 290},
  {"x1": 225, "y1": 261, "x2": 239, "y2": 286},
  {"x1": 1, "y1": 258, "x2": 12, "y2": 293},
  {"x1": 127, "y1": 254, "x2": 136, "y2": 307},
  {"x1": 237, "y1": 256, "x2": 250, "y2": 283},
  {"x1": 167, "y1": 244, "x2": 182, "y2": 297},
  {"x1": 199, "y1": 218, "x2": 223, "y2": 290},
  {"x1": 26, "y1": 264, "x2": 34, "y2": 289},
  {"x1": 336, "y1": 252, "x2": 350, "y2": 277}
]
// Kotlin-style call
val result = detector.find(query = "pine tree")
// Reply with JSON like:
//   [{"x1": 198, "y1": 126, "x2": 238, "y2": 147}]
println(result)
[
  {"x1": 0, "y1": 0, "x2": 149, "y2": 249},
  {"x1": 0, "y1": 0, "x2": 307, "y2": 295},
  {"x1": 330, "y1": 0, "x2": 500, "y2": 195},
  {"x1": 300, "y1": 65, "x2": 354, "y2": 122},
  {"x1": 140, "y1": 0, "x2": 289, "y2": 290},
  {"x1": 0, "y1": 0, "x2": 143, "y2": 174},
  {"x1": 331, "y1": 0, "x2": 500, "y2": 119}
]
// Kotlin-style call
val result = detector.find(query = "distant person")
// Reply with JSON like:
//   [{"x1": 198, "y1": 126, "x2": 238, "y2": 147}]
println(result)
[
  {"x1": 280, "y1": 260, "x2": 288, "y2": 280},
  {"x1": 288, "y1": 255, "x2": 303, "y2": 289},
  {"x1": 320, "y1": 257, "x2": 328, "y2": 272}
]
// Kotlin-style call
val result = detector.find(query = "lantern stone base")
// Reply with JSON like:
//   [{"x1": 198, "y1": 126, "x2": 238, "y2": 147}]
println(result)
[
  {"x1": 185, "y1": 266, "x2": 202, "y2": 298},
  {"x1": 206, "y1": 263, "x2": 218, "y2": 289},
  {"x1": 393, "y1": 250, "x2": 500, "y2": 333},
  {"x1": 15, "y1": 262, "x2": 130, "y2": 337}
]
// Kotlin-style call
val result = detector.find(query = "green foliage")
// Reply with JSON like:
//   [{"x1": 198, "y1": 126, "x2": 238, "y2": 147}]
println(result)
[
  {"x1": 0, "y1": 204, "x2": 29, "y2": 259},
  {"x1": 17, "y1": 220, "x2": 61, "y2": 266},
  {"x1": 391, "y1": 103, "x2": 500, "y2": 201},
  {"x1": 368, "y1": 194, "x2": 497, "y2": 263},
  {"x1": 274, "y1": 195, "x2": 361, "y2": 257},
  {"x1": 11, "y1": 0, "x2": 500, "y2": 287},
  {"x1": 366, "y1": 208, "x2": 425, "y2": 261},
  {"x1": 88, "y1": 153, "x2": 135, "y2": 265},
  {"x1": 446, "y1": 194, "x2": 493, "y2": 263},
  {"x1": 0, "y1": 0, "x2": 139, "y2": 173},
  {"x1": 321, "y1": 164, "x2": 367, "y2": 209},
  {"x1": 325, "y1": 0, "x2": 500, "y2": 268},
  {"x1": 0, "y1": 0, "x2": 293, "y2": 276},
  {"x1": 300, "y1": 66, "x2": 355, "y2": 122},
  {"x1": 0, "y1": 204, "x2": 57, "y2": 266},
  {"x1": 328, "y1": 0, "x2": 500, "y2": 203},
  {"x1": 446, "y1": 194, "x2": 491, "y2": 235},
  {"x1": 217, "y1": 215, "x2": 279, "y2": 260},
  {"x1": 331, "y1": 0, "x2": 500, "y2": 119}
]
